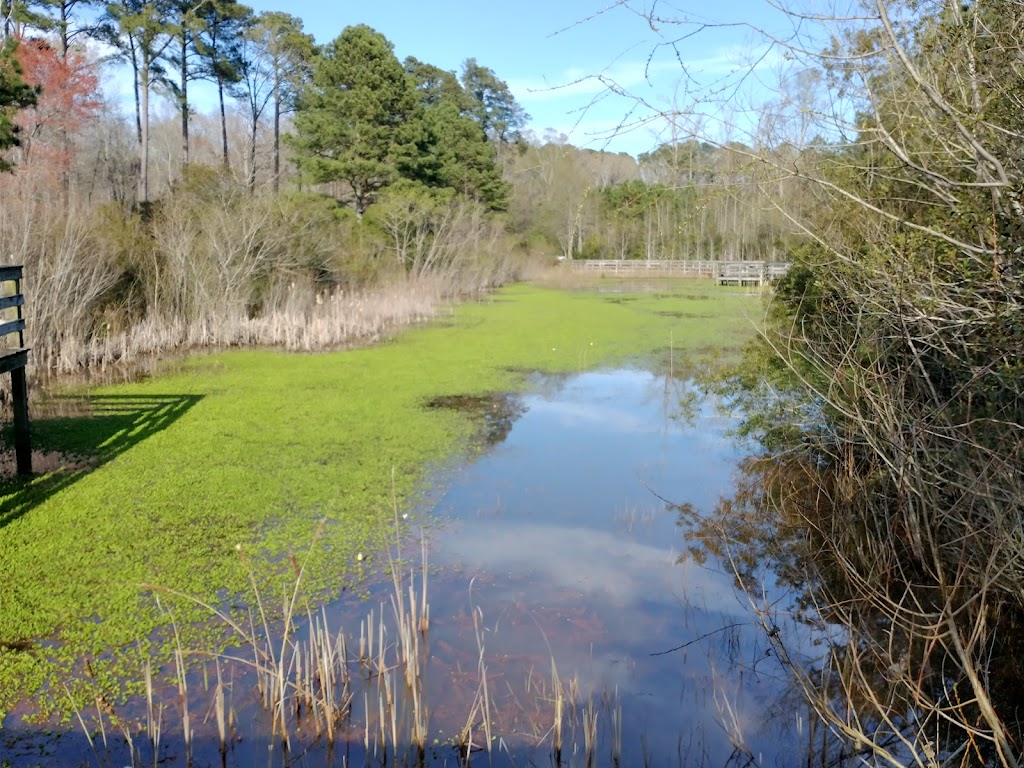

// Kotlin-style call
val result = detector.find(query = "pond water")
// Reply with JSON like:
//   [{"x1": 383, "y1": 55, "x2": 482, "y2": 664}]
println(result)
[
  {"x1": 276, "y1": 367, "x2": 805, "y2": 767},
  {"x1": 2, "y1": 368, "x2": 810, "y2": 767},
  {"x1": 413, "y1": 368, "x2": 799, "y2": 765}
]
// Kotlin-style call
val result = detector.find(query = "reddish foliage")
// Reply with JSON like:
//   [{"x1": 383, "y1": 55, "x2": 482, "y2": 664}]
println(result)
[{"x1": 11, "y1": 36, "x2": 101, "y2": 181}]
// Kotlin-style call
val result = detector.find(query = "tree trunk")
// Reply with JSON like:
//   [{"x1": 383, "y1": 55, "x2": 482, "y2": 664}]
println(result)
[
  {"x1": 2, "y1": 0, "x2": 17, "y2": 37},
  {"x1": 272, "y1": 69, "x2": 281, "y2": 193},
  {"x1": 180, "y1": 43, "x2": 189, "y2": 168},
  {"x1": 248, "y1": 118, "x2": 257, "y2": 191},
  {"x1": 140, "y1": 61, "x2": 150, "y2": 203},
  {"x1": 59, "y1": 2, "x2": 70, "y2": 209},
  {"x1": 131, "y1": 45, "x2": 142, "y2": 144},
  {"x1": 218, "y1": 74, "x2": 229, "y2": 167}
]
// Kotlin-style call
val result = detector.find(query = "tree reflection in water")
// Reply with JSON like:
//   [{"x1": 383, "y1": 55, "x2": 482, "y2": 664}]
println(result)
[{"x1": 679, "y1": 454, "x2": 1024, "y2": 767}]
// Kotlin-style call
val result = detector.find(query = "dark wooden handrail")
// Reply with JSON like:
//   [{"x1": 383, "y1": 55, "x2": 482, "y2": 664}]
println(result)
[
  {"x1": 0, "y1": 266, "x2": 31, "y2": 474},
  {"x1": 0, "y1": 265, "x2": 25, "y2": 282}
]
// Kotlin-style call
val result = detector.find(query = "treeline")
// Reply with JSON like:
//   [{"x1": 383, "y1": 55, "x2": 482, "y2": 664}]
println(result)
[
  {"x1": 0, "y1": 2, "x2": 531, "y2": 372},
  {"x1": 0, "y1": 0, "x2": 792, "y2": 375},
  {"x1": 509, "y1": 139, "x2": 795, "y2": 262}
]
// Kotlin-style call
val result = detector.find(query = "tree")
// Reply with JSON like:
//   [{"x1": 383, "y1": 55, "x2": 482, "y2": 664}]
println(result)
[
  {"x1": 460, "y1": 57, "x2": 528, "y2": 145},
  {"x1": 404, "y1": 56, "x2": 508, "y2": 210},
  {"x1": 0, "y1": 36, "x2": 37, "y2": 172},
  {"x1": 506, "y1": 140, "x2": 639, "y2": 259},
  {"x1": 10, "y1": 36, "x2": 99, "y2": 182},
  {"x1": 100, "y1": 0, "x2": 174, "y2": 203},
  {"x1": 194, "y1": 0, "x2": 251, "y2": 167},
  {"x1": 290, "y1": 24, "x2": 419, "y2": 217},
  {"x1": 20, "y1": 0, "x2": 102, "y2": 58},
  {"x1": 237, "y1": 10, "x2": 312, "y2": 191},
  {"x1": 404, "y1": 56, "x2": 472, "y2": 111},
  {"x1": 601, "y1": 180, "x2": 681, "y2": 260},
  {"x1": 1, "y1": 0, "x2": 35, "y2": 37},
  {"x1": 163, "y1": 0, "x2": 205, "y2": 168},
  {"x1": 11, "y1": 0, "x2": 101, "y2": 202},
  {"x1": 609, "y1": 0, "x2": 1024, "y2": 763}
]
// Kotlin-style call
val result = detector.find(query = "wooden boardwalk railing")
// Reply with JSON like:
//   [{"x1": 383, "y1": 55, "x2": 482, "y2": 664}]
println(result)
[
  {"x1": 567, "y1": 259, "x2": 790, "y2": 285},
  {"x1": 714, "y1": 260, "x2": 792, "y2": 286},
  {"x1": 0, "y1": 266, "x2": 31, "y2": 475}
]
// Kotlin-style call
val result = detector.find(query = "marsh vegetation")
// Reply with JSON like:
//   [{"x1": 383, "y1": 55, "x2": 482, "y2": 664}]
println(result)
[{"x1": 0, "y1": 282, "x2": 773, "y2": 766}]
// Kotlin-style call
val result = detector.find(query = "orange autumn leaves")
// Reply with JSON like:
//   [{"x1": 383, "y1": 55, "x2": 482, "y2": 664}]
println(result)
[{"x1": 9, "y1": 36, "x2": 100, "y2": 184}]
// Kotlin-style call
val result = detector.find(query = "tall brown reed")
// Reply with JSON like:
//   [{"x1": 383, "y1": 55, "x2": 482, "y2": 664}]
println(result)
[
  {"x1": 70, "y1": 510, "x2": 644, "y2": 767},
  {"x1": 583, "y1": 697, "x2": 598, "y2": 768}
]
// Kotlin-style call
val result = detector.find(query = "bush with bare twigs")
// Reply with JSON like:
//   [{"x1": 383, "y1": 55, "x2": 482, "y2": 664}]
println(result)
[
  {"x1": 0, "y1": 166, "x2": 526, "y2": 377},
  {"x1": 641, "y1": 0, "x2": 1024, "y2": 764}
]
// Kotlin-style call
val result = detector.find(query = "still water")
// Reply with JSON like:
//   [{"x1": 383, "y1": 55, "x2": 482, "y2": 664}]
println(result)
[
  {"x1": 4, "y1": 368, "x2": 807, "y2": 767},
  {"x1": 391, "y1": 368, "x2": 800, "y2": 765}
]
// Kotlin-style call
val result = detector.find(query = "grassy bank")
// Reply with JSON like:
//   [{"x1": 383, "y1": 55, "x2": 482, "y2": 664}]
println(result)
[{"x1": 0, "y1": 280, "x2": 761, "y2": 719}]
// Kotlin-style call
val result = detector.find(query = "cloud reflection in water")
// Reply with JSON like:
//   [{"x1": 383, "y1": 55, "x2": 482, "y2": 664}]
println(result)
[{"x1": 420, "y1": 369, "x2": 795, "y2": 764}]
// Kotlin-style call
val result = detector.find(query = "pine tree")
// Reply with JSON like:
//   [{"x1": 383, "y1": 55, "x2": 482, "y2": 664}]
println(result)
[
  {"x1": 290, "y1": 24, "x2": 419, "y2": 216},
  {"x1": 236, "y1": 11, "x2": 313, "y2": 191},
  {"x1": 404, "y1": 59, "x2": 508, "y2": 210},
  {"x1": 0, "y1": 36, "x2": 38, "y2": 172}
]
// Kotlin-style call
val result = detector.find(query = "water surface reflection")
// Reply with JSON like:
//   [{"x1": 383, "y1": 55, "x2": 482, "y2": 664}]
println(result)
[{"x1": 417, "y1": 369, "x2": 801, "y2": 765}]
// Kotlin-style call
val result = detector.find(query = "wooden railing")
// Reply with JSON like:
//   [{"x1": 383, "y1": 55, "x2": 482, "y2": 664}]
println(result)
[
  {"x1": 567, "y1": 259, "x2": 791, "y2": 285},
  {"x1": 0, "y1": 266, "x2": 31, "y2": 475},
  {"x1": 570, "y1": 259, "x2": 721, "y2": 277},
  {"x1": 715, "y1": 260, "x2": 792, "y2": 286}
]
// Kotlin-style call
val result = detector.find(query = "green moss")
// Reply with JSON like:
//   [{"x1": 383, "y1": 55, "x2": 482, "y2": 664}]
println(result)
[{"x1": 0, "y1": 280, "x2": 761, "y2": 718}]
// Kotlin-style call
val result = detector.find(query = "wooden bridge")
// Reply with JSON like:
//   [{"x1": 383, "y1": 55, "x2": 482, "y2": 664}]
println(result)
[
  {"x1": 567, "y1": 259, "x2": 791, "y2": 286},
  {"x1": 0, "y1": 266, "x2": 31, "y2": 475},
  {"x1": 714, "y1": 260, "x2": 792, "y2": 286}
]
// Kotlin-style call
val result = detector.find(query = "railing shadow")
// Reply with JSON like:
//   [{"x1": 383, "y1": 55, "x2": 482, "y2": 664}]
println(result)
[{"x1": 0, "y1": 393, "x2": 203, "y2": 530}]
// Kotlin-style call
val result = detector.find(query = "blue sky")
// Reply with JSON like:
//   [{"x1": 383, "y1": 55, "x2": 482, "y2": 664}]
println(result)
[{"x1": 238, "y1": 0, "x2": 788, "y2": 156}]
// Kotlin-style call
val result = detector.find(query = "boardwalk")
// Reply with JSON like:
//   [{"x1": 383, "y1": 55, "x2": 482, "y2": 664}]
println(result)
[
  {"x1": 567, "y1": 259, "x2": 790, "y2": 286},
  {"x1": 714, "y1": 260, "x2": 792, "y2": 286}
]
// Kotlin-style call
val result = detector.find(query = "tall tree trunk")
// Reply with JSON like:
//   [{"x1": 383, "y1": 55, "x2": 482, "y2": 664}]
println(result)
[
  {"x1": 59, "y1": 2, "x2": 70, "y2": 209},
  {"x1": 272, "y1": 68, "x2": 281, "y2": 193},
  {"x1": 59, "y1": 2, "x2": 69, "y2": 56},
  {"x1": 131, "y1": 50, "x2": 142, "y2": 144},
  {"x1": 180, "y1": 44, "x2": 189, "y2": 168},
  {"x1": 140, "y1": 61, "x2": 150, "y2": 203},
  {"x1": 2, "y1": 0, "x2": 16, "y2": 37},
  {"x1": 248, "y1": 118, "x2": 257, "y2": 190},
  {"x1": 218, "y1": 75, "x2": 229, "y2": 166}
]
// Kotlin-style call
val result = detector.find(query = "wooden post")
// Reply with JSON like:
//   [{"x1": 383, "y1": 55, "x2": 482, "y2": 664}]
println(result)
[{"x1": 11, "y1": 365, "x2": 30, "y2": 475}]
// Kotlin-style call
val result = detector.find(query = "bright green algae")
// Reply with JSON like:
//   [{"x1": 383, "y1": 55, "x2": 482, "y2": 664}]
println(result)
[{"x1": 0, "y1": 281, "x2": 761, "y2": 718}]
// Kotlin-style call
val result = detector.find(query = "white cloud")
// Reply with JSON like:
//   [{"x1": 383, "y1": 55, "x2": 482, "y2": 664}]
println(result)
[{"x1": 527, "y1": 398, "x2": 652, "y2": 432}]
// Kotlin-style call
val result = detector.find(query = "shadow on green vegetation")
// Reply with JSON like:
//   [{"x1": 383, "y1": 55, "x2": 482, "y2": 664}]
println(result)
[{"x1": 0, "y1": 393, "x2": 203, "y2": 530}]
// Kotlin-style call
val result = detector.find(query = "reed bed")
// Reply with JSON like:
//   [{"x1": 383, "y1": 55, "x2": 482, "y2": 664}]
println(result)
[
  {"x1": 53, "y1": 277, "x2": 454, "y2": 378},
  {"x1": 60, "y1": 521, "x2": 639, "y2": 768}
]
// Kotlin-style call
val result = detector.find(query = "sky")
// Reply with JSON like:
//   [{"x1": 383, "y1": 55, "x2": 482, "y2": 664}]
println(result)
[{"x1": 233, "y1": 0, "x2": 791, "y2": 157}]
